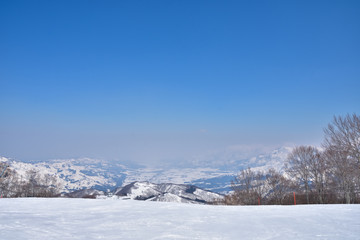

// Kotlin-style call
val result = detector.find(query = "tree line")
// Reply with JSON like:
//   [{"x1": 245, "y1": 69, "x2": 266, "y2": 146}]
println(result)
[
  {"x1": 0, "y1": 163, "x2": 60, "y2": 198},
  {"x1": 223, "y1": 113, "x2": 360, "y2": 205}
]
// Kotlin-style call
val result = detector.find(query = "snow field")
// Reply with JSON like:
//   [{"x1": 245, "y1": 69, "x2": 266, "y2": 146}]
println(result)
[{"x1": 0, "y1": 198, "x2": 359, "y2": 240}]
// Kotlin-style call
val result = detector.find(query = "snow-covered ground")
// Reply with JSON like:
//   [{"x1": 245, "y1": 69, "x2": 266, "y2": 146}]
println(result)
[{"x1": 0, "y1": 198, "x2": 359, "y2": 240}]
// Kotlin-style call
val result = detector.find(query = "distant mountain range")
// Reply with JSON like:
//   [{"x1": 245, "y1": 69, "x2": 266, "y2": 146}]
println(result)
[{"x1": 0, "y1": 146, "x2": 293, "y2": 194}]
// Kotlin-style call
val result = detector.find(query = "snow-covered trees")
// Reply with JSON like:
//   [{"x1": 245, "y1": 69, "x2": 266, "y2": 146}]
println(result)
[{"x1": 0, "y1": 164, "x2": 60, "y2": 198}]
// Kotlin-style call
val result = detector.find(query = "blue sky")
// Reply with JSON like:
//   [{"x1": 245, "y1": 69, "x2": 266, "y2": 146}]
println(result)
[{"x1": 1, "y1": 0, "x2": 359, "y2": 164}]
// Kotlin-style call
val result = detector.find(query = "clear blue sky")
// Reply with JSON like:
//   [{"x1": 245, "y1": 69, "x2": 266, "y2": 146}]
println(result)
[{"x1": 1, "y1": 0, "x2": 359, "y2": 164}]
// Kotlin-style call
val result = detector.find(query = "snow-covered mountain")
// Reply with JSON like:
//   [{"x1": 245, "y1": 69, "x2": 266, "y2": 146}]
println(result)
[
  {"x1": 0, "y1": 146, "x2": 293, "y2": 194},
  {"x1": 113, "y1": 181, "x2": 223, "y2": 204},
  {"x1": 0, "y1": 157, "x2": 126, "y2": 192},
  {"x1": 65, "y1": 188, "x2": 105, "y2": 198}
]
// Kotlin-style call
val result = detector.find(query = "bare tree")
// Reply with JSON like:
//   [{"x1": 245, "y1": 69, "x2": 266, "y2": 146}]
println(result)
[
  {"x1": 307, "y1": 151, "x2": 328, "y2": 204},
  {"x1": 227, "y1": 167, "x2": 294, "y2": 205},
  {"x1": 253, "y1": 170, "x2": 267, "y2": 204},
  {"x1": 230, "y1": 168, "x2": 258, "y2": 205},
  {"x1": 324, "y1": 148, "x2": 358, "y2": 203},
  {"x1": 323, "y1": 114, "x2": 360, "y2": 203},
  {"x1": 285, "y1": 146, "x2": 318, "y2": 204},
  {"x1": 265, "y1": 168, "x2": 292, "y2": 205},
  {"x1": 324, "y1": 113, "x2": 360, "y2": 165}
]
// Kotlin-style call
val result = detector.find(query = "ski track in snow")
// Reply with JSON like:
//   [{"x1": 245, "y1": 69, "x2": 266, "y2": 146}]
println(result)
[{"x1": 0, "y1": 198, "x2": 359, "y2": 240}]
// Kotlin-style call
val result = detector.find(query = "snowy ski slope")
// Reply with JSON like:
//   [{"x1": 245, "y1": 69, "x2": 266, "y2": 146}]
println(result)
[{"x1": 0, "y1": 198, "x2": 359, "y2": 240}]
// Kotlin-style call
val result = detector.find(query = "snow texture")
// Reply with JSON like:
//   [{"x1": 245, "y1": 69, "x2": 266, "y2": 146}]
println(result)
[{"x1": 0, "y1": 198, "x2": 359, "y2": 240}]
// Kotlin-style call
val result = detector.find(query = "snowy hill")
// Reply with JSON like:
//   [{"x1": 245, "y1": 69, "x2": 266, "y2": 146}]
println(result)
[
  {"x1": 0, "y1": 146, "x2": 293, "y2": 194},
  {"x1": 114, "y1": 181, "x2": 223, "y2": 204}
]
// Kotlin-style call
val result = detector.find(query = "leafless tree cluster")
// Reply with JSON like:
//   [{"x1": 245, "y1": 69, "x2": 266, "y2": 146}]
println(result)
[
  {"x1": 285, "y1": 146, "x2": 334, "y2": 204},
  {"x1": 322, "y1": 113, "x2": 360, "y2": 203},
  {"x1": 0, "y1": 163, "x2": 61, "y2": 198},
  {"x1": 223, "y1": 167, "x2": 294, "y2": 205},
  {"x1": 225, "y1": 113, "x2": 360, "y2": 205}
]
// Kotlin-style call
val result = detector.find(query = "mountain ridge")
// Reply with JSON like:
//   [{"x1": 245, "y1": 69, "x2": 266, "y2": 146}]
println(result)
[
  {"x1": 113, "y1": 181, "x2": 223, "y2": 204},
  {"x1": 0, "y1": 146, "x2": 293, "y2": 194}
]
